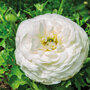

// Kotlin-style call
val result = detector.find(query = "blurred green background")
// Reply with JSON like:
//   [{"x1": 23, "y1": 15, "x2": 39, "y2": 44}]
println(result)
[{"x1": 0, "y1": 0, "x2": 90, "y2": 90}]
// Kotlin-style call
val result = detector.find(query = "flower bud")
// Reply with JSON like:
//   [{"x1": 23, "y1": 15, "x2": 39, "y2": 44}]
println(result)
[
  {"x1": 5, "y1": 8, "x2": 17, "y2": 22},
  {"x1": 5, "y1": 13, "x2": 17, "y2": 22}
]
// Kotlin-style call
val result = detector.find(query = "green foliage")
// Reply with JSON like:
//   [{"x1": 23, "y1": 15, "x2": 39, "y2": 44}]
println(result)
[
  {"x1": 8, "y1": 75, "x2": 27, "y2": 89},
  {"x1": 0, "y1": 0, "x2": 90, "y2": 90}
]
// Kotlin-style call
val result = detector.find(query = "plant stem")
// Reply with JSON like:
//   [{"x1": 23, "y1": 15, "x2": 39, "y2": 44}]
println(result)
[
  {"x1": 10, "y1": 22, "x2": 16, "y2": 36},
  {"x1": 58, "y1": 0, "x2": 66, "y2": 15}
]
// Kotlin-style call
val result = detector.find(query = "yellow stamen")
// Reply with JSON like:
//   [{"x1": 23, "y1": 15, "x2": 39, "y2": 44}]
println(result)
[{"x1": 39, "y1": 30, "x2": 59, "y2": 51}]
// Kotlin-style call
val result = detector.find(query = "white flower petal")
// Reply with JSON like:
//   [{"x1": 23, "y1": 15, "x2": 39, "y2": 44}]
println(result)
[{"x1": 15, "y1": 14, "x2": 89, "y2": 85}]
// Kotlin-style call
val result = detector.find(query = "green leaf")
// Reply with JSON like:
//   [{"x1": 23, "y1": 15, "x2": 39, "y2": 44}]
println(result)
[
  {"x1": 32, "y1": 81, "x2": 39, "y2": 90},
  {"x1": 22, "y1": 10, "x2": 32, "y2": 17},
  {"x1": 9, "y1": 65, "x2": 23, "y2": 79},
  {"x1": 65, "y1": 80, "x2": 71, "y2": 88},
  {"x1": 86, "y1": 77, "x2": 90, "y2": 84},
  {"x1": 74, "y1": 78, "x2": 81, "y2": 90},
  {"x1": 0, "y1": 67, "x2": 4, "y2": 74},
  {"x1": 9, "y1": 75, "x2": 27, "y2": 89},
  {"x1": 58, "y1": 0, "x2": 66, "y2": 14},
  {"x1": 84, "y1": 58, "x2": 90, "y2": 64},
  {"x1": 80, "y1": 16, "x2": 90, "y2": 26},
  {"x1": 86, "y1": 67, "x2": 90, "y2": 75},
  {"x1": 34, "y1": 1, "x2": 48, "y2": 12},
  {"x1": 26, "y1": 88, "x2": 33, "y2": 90},
  {"x1": 18, "y1": 84, "x2": 30, "y2": 90},
  {"x1": 0, "y1": 54, "x2": 5, "y2": 66},
  {"x1": 0, "y1": 38, "x2": 5, "y2": 48},
  {"x1": 52, "y1": 85, "x2": 73, "y2": 90},
  {"x1": 0, "y1": 74, "x2": 3, "y2": 77},
  {"x1": 0, "y1": 14, "x2": 4, "y2": 22},
  {"x1": 37, "y1": 84, "x2": 48, "y2": 90}
]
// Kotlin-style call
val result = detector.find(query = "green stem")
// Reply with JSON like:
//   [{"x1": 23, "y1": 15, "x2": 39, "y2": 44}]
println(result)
[
  {"x1": 10, "y1": 22, "x2": 17, "y2": 36},
  {"x1": 58, "y1": 0, "x2": 66, "y2": 15}
]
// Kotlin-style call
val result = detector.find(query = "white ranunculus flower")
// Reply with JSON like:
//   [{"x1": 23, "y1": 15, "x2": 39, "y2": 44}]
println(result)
[{"x1": 15, "y1": 14, "x2": 89, "y2": 85}]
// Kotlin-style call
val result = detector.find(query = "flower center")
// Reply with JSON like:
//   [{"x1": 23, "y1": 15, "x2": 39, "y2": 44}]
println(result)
[{"x1": 40, "y1": 30, "x2": 58, "y2": 51}]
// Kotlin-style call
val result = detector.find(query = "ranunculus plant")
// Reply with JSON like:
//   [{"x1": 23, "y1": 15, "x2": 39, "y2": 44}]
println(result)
[{"x1": 15, "y1": 14, "x2": 89, "y2": 85}]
